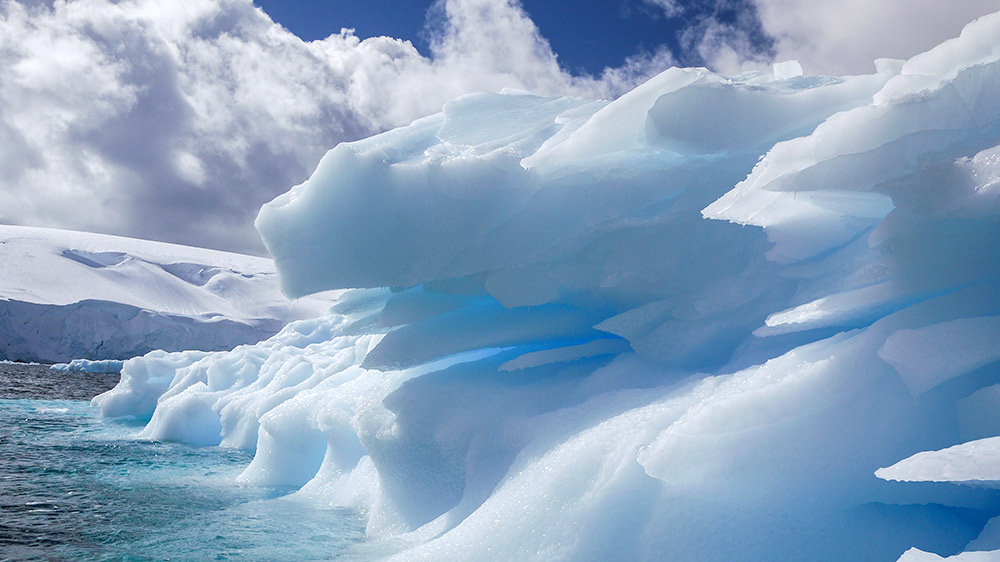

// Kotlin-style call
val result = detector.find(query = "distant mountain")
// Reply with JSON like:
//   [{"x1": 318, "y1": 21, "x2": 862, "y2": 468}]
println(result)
[{"x1": 0, "y1": 225, "x2": 336, "y2": 363}]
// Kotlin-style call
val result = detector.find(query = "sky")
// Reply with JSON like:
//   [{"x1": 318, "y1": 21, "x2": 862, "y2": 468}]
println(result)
[
  {"x1": 252, "y1": 0, "x2": 731, "y2": 75},
  {"x1": 1, "y1": 0, "x2": 999, "y2": 255}
]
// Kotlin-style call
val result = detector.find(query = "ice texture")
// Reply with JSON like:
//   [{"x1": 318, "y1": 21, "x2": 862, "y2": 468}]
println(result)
[
  {"x1": 0, "y1": 226, "x2": 336, "y2": 362},
  {"x1": 96, "y1": 11, "x2": 1000, "y2": 562}
]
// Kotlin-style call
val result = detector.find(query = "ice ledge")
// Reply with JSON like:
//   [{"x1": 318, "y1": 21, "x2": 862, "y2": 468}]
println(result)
[{"x1": 876, "y1": 436, "x2": 1000, "y2": 486}]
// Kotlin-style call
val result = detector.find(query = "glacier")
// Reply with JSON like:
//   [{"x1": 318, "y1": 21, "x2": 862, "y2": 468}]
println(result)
[
  {"x1": 0, "y1": 226, "x2": 336, "y2": 363},
  {"x1": 95, "y1": 11, "x2": 1000, "y2": 562}
]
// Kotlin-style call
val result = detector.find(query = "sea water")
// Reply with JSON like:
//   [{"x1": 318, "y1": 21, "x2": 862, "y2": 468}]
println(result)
[{"x1": 0, "y1": 362, "x2": 369, "y2": 561}]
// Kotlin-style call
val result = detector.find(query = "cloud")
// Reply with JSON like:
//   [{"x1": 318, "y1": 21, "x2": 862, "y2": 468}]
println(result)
[
  {"x1": 630, "y1": 0, "x2": 776, "y2": 74},
  {"x1": 642, "y1": 0, "x2": 684, "y2": 18},
  {"x1": 647, "y1": 0, "x2": 1000, "y2": 76},
  {"x1": 0, "y1": 0, "x2": 669, "y2": 254},
  {"x1": 678, "y1": 0, "x2": 774, "y2": 73},
  {"x1": 751, "y1": 0, "x2": 1000, "y2": 75}
]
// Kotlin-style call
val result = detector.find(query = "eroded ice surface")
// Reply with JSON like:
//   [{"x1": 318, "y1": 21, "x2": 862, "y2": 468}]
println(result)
[
  {"x1": 0, "y1": 225, "x2": 337, "y2": 362},
  {"x1": 96, "y1": 11, "x2": 1000, "y2": 562}
]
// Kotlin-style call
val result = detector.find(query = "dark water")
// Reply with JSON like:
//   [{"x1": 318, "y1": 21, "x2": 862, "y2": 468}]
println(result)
[
  {"x1": 0, "y1": 363, "x2": 368, "y2": 561},
  {"x1": 0, "y1": 362, "x2": 119, "y2": 401}
]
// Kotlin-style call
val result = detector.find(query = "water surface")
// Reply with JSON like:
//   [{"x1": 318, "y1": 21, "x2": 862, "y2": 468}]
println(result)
[{"x1": 0, "y1": 362, "x2": 367, "y2": 561}]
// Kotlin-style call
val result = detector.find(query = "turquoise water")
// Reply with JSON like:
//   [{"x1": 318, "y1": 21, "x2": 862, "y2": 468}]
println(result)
[{"x1": 0, "y1": 364, "x2": 368, "y2": 561}]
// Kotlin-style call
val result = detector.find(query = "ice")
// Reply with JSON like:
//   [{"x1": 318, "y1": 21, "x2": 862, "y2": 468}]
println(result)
[
  {"x1": 498, "y1": 339, "x2": 629, "y2": 372},
  {"x1": 967, "y1": 517, "x2": 1000, "y2": 551},
  {"x1": 0, "y1": 225, "x2": 337, "y2": 362},
  {"x1": 877, "y1": 437, "x2": 1000, "y2": 486},
  {"x1": 50, "y1": 359, "x2": 124, "y2": 373},
  {"x1": 702, "y1": 12, "x2": 1000, "y2": 264},
  {"x1": 958, "y1": 385, "x2": 1000, "y2": 441},
  {"x1": 878, "y1": 316, "x2": 1000, "y2": 397},
  {"x1": 897, "y1": 549, "x2": 1000, "y2": 561},
  {"x1": 772, "y1": 60, "x2": 804, "y2": 80},
  {"x1": 93, "y1": 11, "x2": 1000, "y2": 562},
  {"x1": 141, "y1": 381, "x2": 225, "y2": 447},
  {"x1": 755, "y1": 280, "x2": 916, "y2": 336}
]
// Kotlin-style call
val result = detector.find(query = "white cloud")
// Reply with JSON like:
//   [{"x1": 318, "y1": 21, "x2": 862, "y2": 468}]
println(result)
[
  {"x1": 752, "y1": 0, "x2": 1000, "y2": 75},
  {"x1": 665, "y1": 0, "x2": 1000, "y2": 76},
  {"x1": 642, "y1": 0, "x2": 684, "y2": 18},
  {"x1": 0, "y1": 0, "x2": 668, "y2": 254},
  {"x1": 679, "y1": 2, "x2": 774, "y2": 74}
]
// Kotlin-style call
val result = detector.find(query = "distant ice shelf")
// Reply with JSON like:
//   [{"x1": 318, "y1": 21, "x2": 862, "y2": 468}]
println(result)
[
  {"x1": 0, "y1": 225, "x2": 337, "y2": 363},
  {"x1": 94, "y1": 10, "x2": 1000, "y2": 562}
]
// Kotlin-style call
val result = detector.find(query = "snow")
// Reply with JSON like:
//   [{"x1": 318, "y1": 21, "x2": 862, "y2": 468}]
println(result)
[
  {"x1": 0, "y1": 225, "x2": 336, "y2": 363},
  {"x1": 94, "y1": 11, "x2": 1000, "y2": 562}
]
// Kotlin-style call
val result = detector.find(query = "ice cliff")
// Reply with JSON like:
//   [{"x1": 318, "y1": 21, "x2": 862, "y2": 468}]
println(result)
[
  {"x1": 95, "y1": 12, "x2": 1000, "y2": 561},
  {"x1": 0, "y1": 226, "x2": 334, "y2": 363}
]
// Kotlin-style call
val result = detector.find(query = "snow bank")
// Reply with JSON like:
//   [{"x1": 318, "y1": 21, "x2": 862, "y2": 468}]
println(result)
[
  {"x1": 0, "y1": 226, "x2": 336, "y2": 363},
  {"x1": 97, "y1": 12, "x2": 1000, "y2": 562}
]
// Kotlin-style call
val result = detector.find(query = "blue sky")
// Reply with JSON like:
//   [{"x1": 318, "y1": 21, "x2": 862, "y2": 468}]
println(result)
[{"x1": 252, "y1": 0, "x2": 753, "y2": 75}]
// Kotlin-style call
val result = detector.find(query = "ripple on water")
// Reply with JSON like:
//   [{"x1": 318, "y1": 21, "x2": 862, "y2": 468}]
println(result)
[{"x1": 0, "y1": 364, "x2": 367, "y2": 561}]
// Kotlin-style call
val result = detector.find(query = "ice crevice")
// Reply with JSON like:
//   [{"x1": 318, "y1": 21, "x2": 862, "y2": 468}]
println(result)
[{"x1": 94, "y1": 11, "x2": 1000, "y2": 561}]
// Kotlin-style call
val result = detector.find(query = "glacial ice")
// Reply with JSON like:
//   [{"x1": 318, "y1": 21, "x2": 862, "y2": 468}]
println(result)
[
  {"x1": 0, "y1": 225, "x2": 336, "y2": 362},
  {"x1": 95, "y1": 11, "x2": 1000, "y2": 561}
]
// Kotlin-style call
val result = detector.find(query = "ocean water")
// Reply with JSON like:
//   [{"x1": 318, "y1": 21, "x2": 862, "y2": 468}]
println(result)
[{"x1": 0, "y1": 362, "x2": 369, "y2": 562}]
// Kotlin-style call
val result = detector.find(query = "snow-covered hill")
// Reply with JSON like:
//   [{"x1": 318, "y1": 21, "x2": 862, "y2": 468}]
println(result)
[{"x1": 0, "y1": 225, "x2": 335, "y2": 363}]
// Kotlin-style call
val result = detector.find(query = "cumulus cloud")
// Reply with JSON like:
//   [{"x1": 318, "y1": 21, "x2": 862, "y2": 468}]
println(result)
[
  {"x1": 678, "y1": 0, "x2": 774, "y2": 73},
  {"x1": 646, "y1": 0, "x2": 1000, "y2": 76},
  {"x1": 0, "y1": 0, "x2": 665, "y2": 254},
  {"x1": 751, "y1": 0, "x2": 1000, "y2": 75},
  {"x1": 628, "y1": 0, "x2": 775, "y2": 74}
]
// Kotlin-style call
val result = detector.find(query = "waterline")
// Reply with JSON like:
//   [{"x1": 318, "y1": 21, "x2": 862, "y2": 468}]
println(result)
[{"x1": 1, "y1": 373, "x2": 367, "y2": 561}]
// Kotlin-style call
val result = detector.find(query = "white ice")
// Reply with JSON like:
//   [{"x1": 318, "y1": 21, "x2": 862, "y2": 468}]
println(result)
[
  {"x1": 897, "y1": 548, "x2": 1000, "y2": 561},
  {"x1": 877, "y1": 437, "x2": 1000, "y2": 486}
]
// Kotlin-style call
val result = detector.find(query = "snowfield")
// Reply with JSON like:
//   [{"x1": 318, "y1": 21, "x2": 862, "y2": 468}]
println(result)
[
  {"x1": 95, "y1": 11, "x2": 1000, "y2": 562},
  {"x1": 0, "y1": 225, "x2": 336, "y2": 363}
]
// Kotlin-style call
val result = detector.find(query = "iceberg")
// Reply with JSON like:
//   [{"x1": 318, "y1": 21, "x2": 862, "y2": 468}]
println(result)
[
  {"x1": 0, "y1": 225, "x2": 336, "y2": 363},
  {"x1": 96, "y1": 11, "x2": 1000, "y2": 561},
  {"x1": 50, "y1": 359, "x2": 125, "y2": 373}
]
